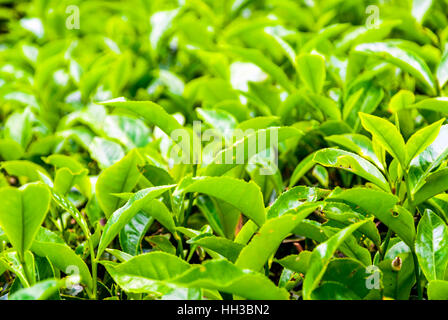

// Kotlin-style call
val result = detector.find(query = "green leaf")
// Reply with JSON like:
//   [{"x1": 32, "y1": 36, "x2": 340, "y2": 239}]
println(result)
[
  {"x1": 296, "y1": 53, "x2": 326, "y2": 94},
  {"x1": 325, "y1": 133, "x2": 383, "y2": 170},
  {"x1": 223, "y1": 46, "x2": 295, "y2": 93},
  {"x1": 96, "y1": 149, "x2": 145, "y2": 218},
  {"x1": 235, "y1": 204, "x2": 320, "y2": 272},
  {"x1": 9, "y1": 279, "x2": 61, "y2": 300},
  {"x1": 359, "y1": 113, "x2": 407, "y2": 168},
  {"x1": 31, "y1": 228, "x2": 93, "y2": 289},
  {"x1": 313, "y1": 258, "x2": 374, "y2": 299},
  {"x1": 428, "y1": 280, "x2": 448, "y2": 300},
  {"x1": 314, "y1": 148, "x2": 389, "y2": 191},
  {"x1": 102, "y1": 252, "x2": 191, "y2": 295},
  {"x1": 0, "y1": 183, "x2": 50, "y2": 260},
  {"x1": 205, "y1": 127, "x2": 302, "y2": 177},
  {"x1": 353, "y1": 42, "x2": 437, "y2": 95},
  {"x1": 289, "y1": 152, "x2": 317, "y2": 187},
  {"x1": 408, "y1": 125, "x2": 448, "y2": 195},
  {"x1": 97, "y1": 185, "x2": 175, "y2": 257},
  {"x1": 406, "y1": 119, "x2": 444, "y2": 165},
  {"x1": 415, "y1": 210, "x2": 448, "y2": 281},
  {"x1": 302, "y1": 219, "x2": 369, "y2": 300},
  {"x1": 267, "y1": 186, "x2": 328, "y2": 219},
  {"x1": 378, "y1": 252, "x2": 415, "y2": 300},
  {"x1": 182, "y1": 176, "x2": 266, "y2": 226},
  {"x1": 187, "y1": 235, "x2": 244, "y2": 262},
  {"x1": 99, "y1": 98, "x2": 183, "y2": 138},
  {"x1": 437, "y1": 44, "x2": 448, "y2": 89},
  {"x1": 275, "y1": 251, "x2": 312, "y2": 274},
  {"x1": 408, "y1": 97, "x2": 448, "y2": 114},
  {"x1": 328, "y1": 188, "x2": 415, "y2": 247},
  {"x1": 119, "y1": 213, "x2": 154, "y2": 256},
  {"x1": 173, "y1": 259, "x2": 289, "y2": 300},
  {"x1": 88, "y1": 137, "x2": 125, "y2": 169},
  {"x1": 413, "y1": 169, "x2": 448, "y2": 205}
]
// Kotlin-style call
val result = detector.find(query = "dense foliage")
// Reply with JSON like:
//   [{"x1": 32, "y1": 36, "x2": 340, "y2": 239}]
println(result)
[{"x1": 1, "y1": 0, "x2": 448, "y2": 300}]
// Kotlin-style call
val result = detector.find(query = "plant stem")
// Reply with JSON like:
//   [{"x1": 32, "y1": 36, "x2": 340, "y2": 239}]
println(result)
[
  {"x1": 89, "y1": 239, "x2": 98, "y2": 299},
  {"x1": 183, "y1": 164, "x2": 198, "y2": 225},
  {"x1": 412, "y1": 251, "x2": 422, "y2": 300},
  {"x1": 379, "y1": 228, "x2": 392, "y2": 261}
]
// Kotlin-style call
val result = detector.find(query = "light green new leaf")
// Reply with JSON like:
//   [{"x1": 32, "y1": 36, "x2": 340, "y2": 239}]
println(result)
[
  {"x1": 96, "y1": 149, "x2": 145, "y2": 218},
  {"x1": 0, "y1": 183, "x2": 50, "y2": 260},
  {"x1": 102, "y1": 252, "x2": 191, "y2": 295},
  {"x1": 359, "y1": 113, "x2": 407, "y2": 168},
  {"x1": 406, "y1": 119, "x2": 444, "y2": 165},
  {"x1": 408, "y1": 97, "x2": 448, "y2": 114},
  {"x1": 224, "y1": 46, "x2": 295, "y2": 93},
  {"x1": 31, "y1": 228, "x2": 93, "y2": 289},
  {"x1": 289, "y1": 152, "x2": 317, "y2": 187},
  {"x1": 205, "y1": 127, "x2": 302, "y2": 177},
  {"x1": 99, "y1": 98, "x2": 184, "y2": 137},
  {"x1": 97, "y1": 185, "x2": 175, "y2": 257},
  {"x1": 408, "y1": 125, "x2": 448, "y2": 194},
  {"x1": 182, "y1": 176, "x2": 266, "y2": 226},
  {"x1": 353, "y1": 42, "x2": 436, "y2": 95},
  {"x1": 297, "y1": 54, "x2": 326, "y2": 94},
  {"x1": 302, "y1": 219, "x2": 369, "y2": 300},
  {"x1": 267, "y1": 186, "x2": 328, "y2": 219},
  {"x1": 276, "y1": 251, "x2": 312, "y2": 274},
  {"x1": 413, "y1": 169, "x2": 448, "y2": 205},
  {"x1": 437, "y1": 44, "x2": 448, "y2": 89},
  {"x1": 325, "y1": 133, "x2": 383, "y2": 170},
  {"x1": 415, "y1": 210, "x2": 448, "y2": 281},
  {"x1": 313, "y1": 148, "x2": 389, "y2": 191}
]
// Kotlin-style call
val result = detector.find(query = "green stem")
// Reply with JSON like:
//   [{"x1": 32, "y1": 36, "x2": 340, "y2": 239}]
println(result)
[
  {"x1": 183, "y1": 164, "x2": 198, "y2": 225},
  {"x1": 379, "y1": 228, "x2": 392, "y2": 261},
  {"x1": 175, "y1": 233, "x2": 185, "y2": 259},
  {"x1": 412, "y1": 251, "x2": 423, "y2": 300},
  {"x1": 89, "y1": 239, "x2": 98, "y2": 300}
]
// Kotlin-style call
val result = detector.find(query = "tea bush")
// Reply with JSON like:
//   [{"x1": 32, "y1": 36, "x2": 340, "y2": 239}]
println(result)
[{"x1": 1, "y1": 0, "x2": 448, "y2": 300}]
